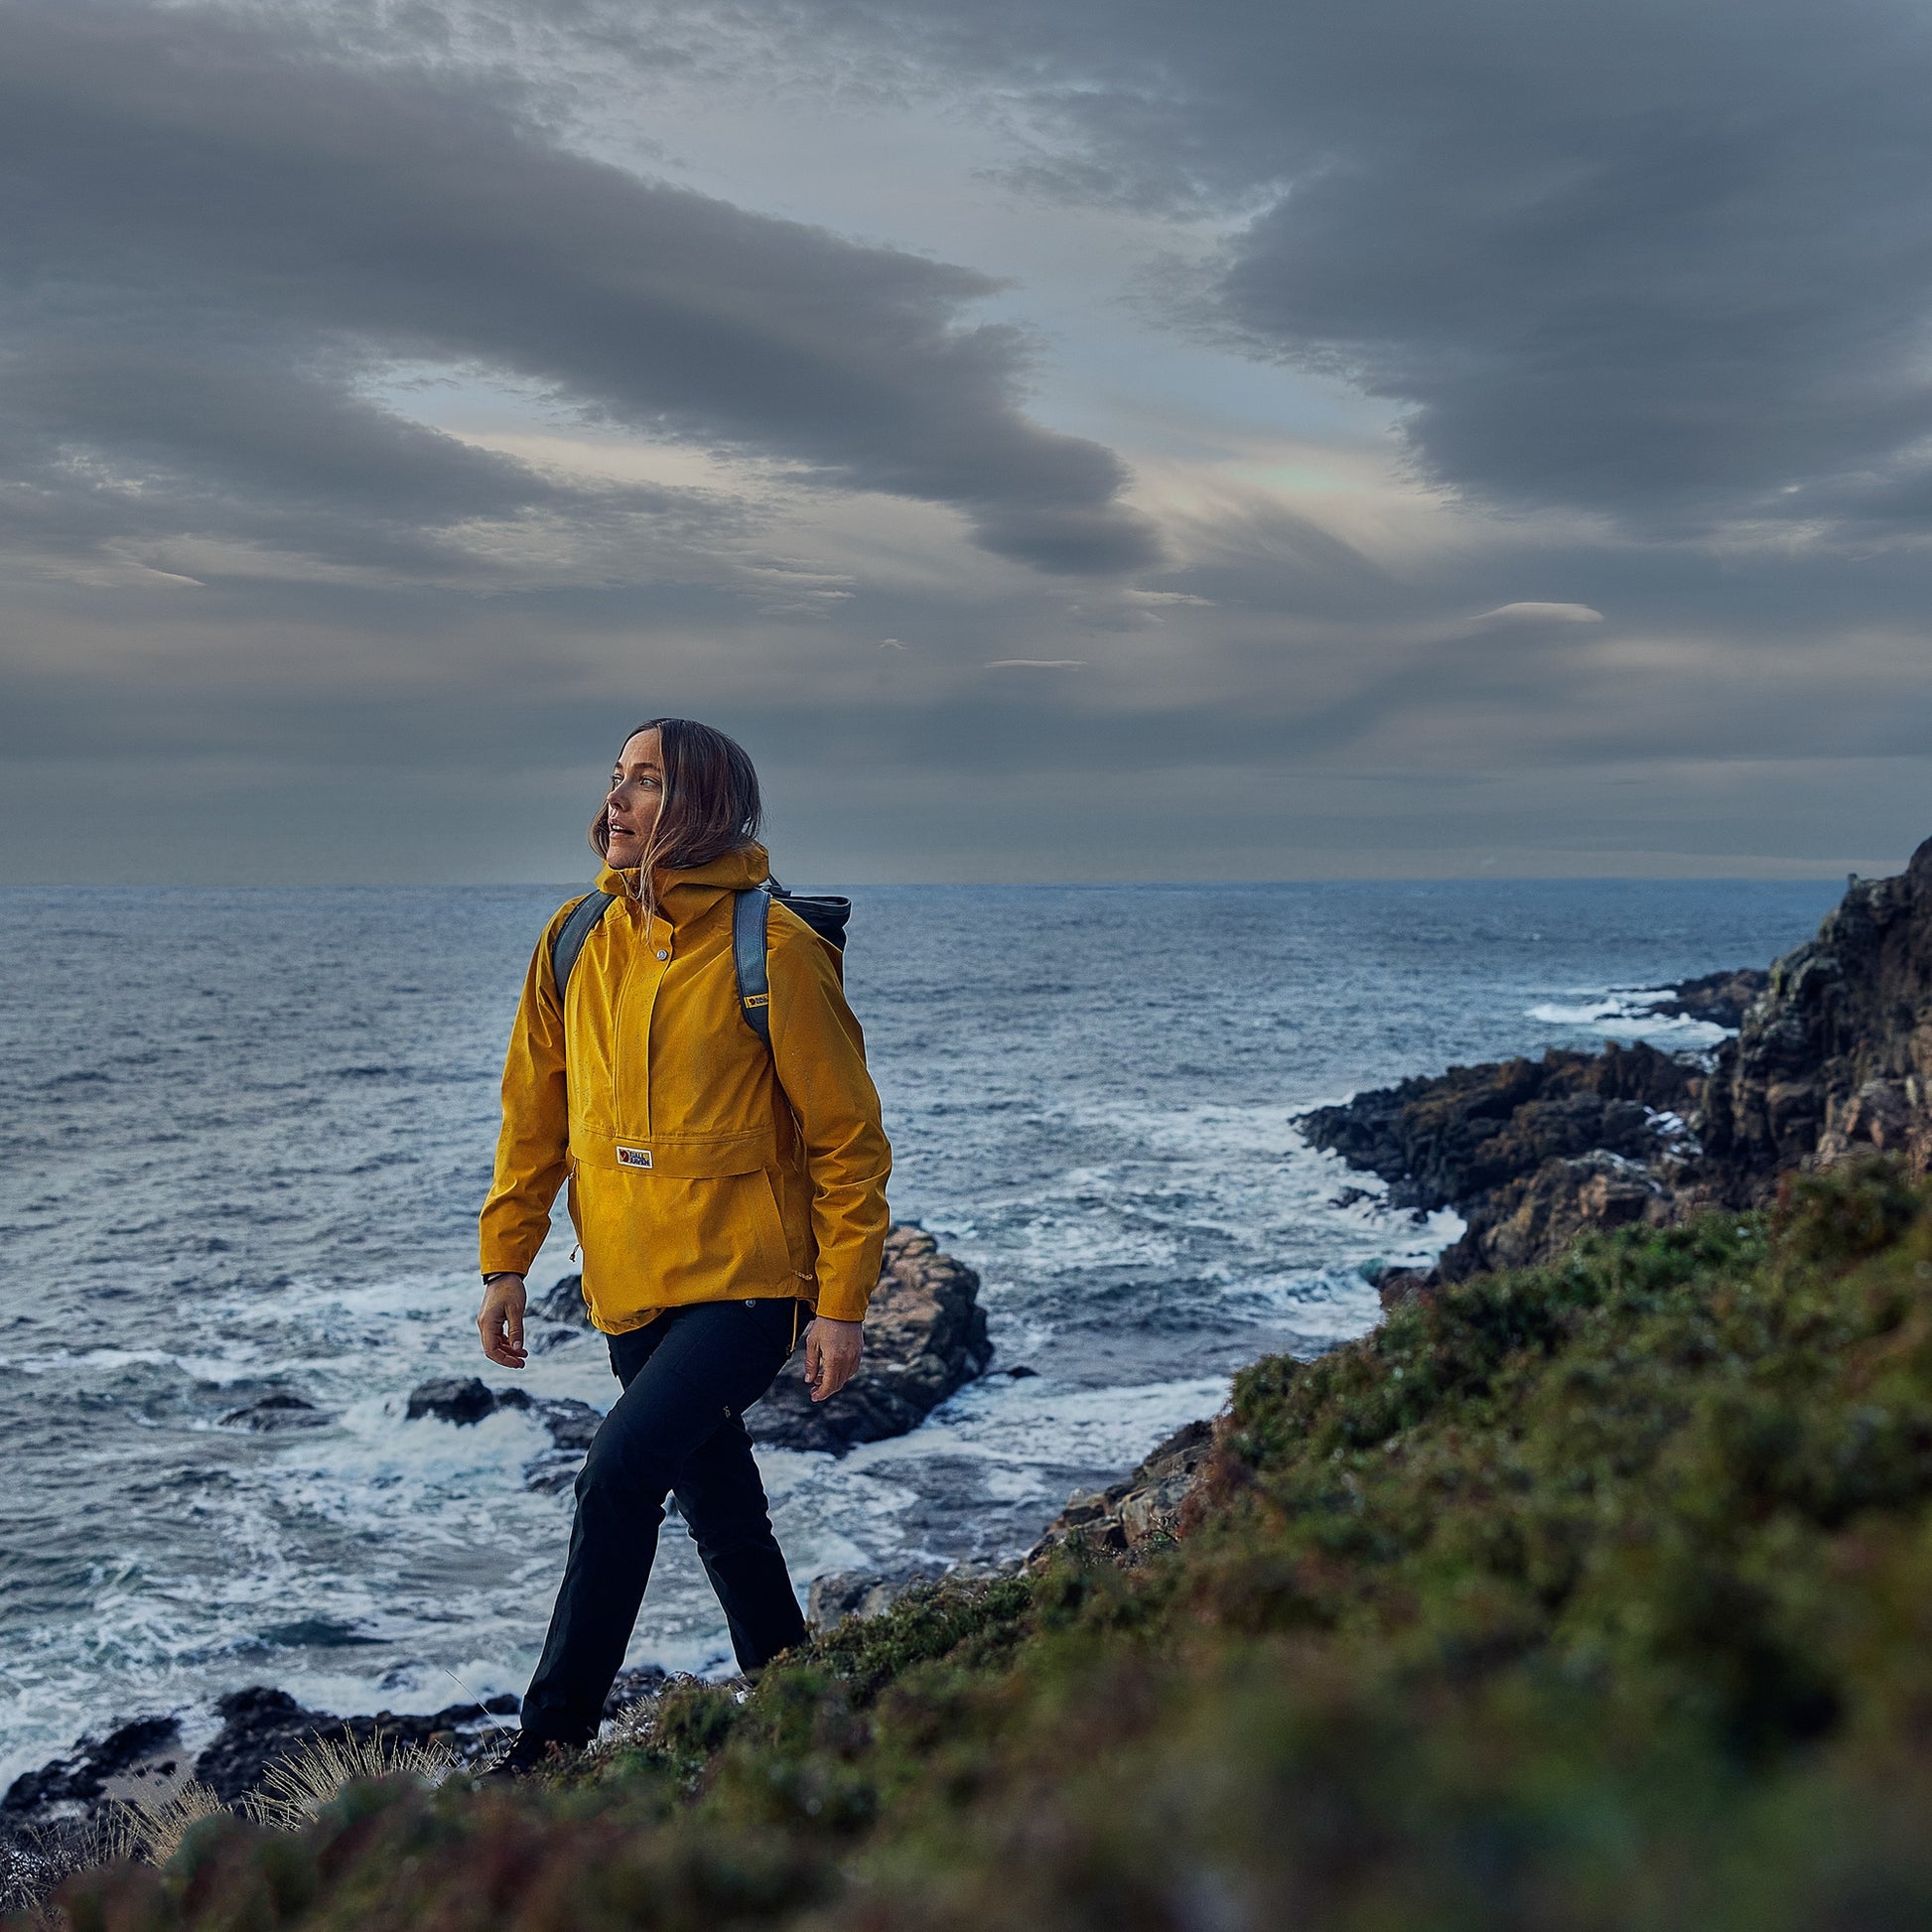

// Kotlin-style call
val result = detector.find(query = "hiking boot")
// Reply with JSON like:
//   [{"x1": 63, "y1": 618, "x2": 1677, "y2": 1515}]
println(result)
[{"x1": 479, "y1": 1731, "x2": 577, "y2": 1782}]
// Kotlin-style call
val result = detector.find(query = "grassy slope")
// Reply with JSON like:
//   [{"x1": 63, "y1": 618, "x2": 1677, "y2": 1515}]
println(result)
[{"x1": 43, "y1": 1164, "x2": 1932, "y2": 1931}]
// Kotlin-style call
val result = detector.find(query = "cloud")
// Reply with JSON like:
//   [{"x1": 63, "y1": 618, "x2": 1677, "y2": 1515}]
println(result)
[
  {"x1": 0, "y1": 1, "x2": 1156, "y2": 582},
  {"x1": 984, "y1": 658, "x2": 1087, "y2": 667},
  {"x1": 1471, "y1": 603, "x2": 1605, "y2": 625},
  {"x1": 627, "y1": 0, "x2": 1932, "y2": 544}
]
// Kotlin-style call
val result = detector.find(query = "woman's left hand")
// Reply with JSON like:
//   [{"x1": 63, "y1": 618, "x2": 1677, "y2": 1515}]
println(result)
[{"x1": 804, "y1": 1316, "x2": 864, "y2": 1401}]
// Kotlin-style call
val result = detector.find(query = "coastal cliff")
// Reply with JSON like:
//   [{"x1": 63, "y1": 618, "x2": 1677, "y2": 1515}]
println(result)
[{"x1": 1700, "y1": 841, "x2": 1932, "y2": 1188}]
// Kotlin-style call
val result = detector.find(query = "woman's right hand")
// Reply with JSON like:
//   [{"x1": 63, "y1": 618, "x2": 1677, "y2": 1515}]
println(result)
[{"x1": 478, "y1": 1274, "x2": 528, "y2": 1369}]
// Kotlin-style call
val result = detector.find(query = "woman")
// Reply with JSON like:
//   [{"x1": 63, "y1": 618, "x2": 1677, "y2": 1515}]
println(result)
[{"x1": 476, "y1": 718, "x2": 892, "y2": 1769}]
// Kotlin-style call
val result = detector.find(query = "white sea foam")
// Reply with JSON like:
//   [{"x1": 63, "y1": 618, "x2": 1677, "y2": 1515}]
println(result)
[{"x1": 1526, "y1": 990, "x2": 1727, "y2": 1047}]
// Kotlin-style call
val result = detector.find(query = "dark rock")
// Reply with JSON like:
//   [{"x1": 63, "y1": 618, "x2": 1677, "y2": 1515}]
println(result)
[
  {"x1": 602, "y1": 1666, "x2": 668, "y2": 1720},
  {"x1": 2, "y1": 1715, "x2": 181, "y2": 1818},
  {"x1": 1373, "y1": 1265, "x2": 1438, "y2": 1311},
  {"x1": 1436, "y1": 1149, "x2": 1676, "y2": 1282},
  {"x1": 746, "y1": 1223, "x2": 994, "y2": 1453},
  {"x1": 193, "y1": 1686, "x2": 520, "y2": 1805},
  {"x1": 807, "y1": 1560, "x2": 953, "y2": 1627},
  {"x1": 1026, "y1": 1419, "x2": 1215, "y2": 1568},
  {"x1": 1003, "y1": 1364, "x2": 1039, "y2": 1379},
  {"x1": 1300, "y1": 1039, "x2": 1699, "y2": 1215},
  {"x1": 532, "y1": 1274, "x2": 593, "y2": 1327},
  {"x1": 1304, "y1": 841, "x2": 1932, "y2": 1279},
  {"x1": 220, "y1": 1392, "x2": 328, "y2": 1431},
  {"x1": 521, "y1": 1395, "x2": 606, "y2": 1493},
  {"x1": 1699, "y1": 841, "x2": 1932, "y2": 1197},
  {"x1": 4, "y1": 1690, "x2": 524, "y2": 1830},
  {"x1": 405, "y1": 1377, "x2": 532, "y2": 1426},
  {"x1": 1652, "y1": 966, "x2": 1770, "y2": 1030},
  {"x1": 533, "y1": 1397, "x2": 601, "y2": 1453}
]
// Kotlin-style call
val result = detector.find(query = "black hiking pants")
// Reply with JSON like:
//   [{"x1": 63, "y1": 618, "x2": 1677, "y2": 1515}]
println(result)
[{"x1": 520, "y1": 1296, "x2": 808, "y2": 1744}]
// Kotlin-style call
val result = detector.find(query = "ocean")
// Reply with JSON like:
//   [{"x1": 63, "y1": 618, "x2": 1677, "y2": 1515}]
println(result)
[{"x1": 0, "y1": 877, "x2": 1841, "y2": 1781}]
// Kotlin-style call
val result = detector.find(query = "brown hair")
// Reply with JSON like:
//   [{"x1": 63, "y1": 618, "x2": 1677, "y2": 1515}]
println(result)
[{"x1": 590, "y1": 718, "x2": 765, "y2": 893}]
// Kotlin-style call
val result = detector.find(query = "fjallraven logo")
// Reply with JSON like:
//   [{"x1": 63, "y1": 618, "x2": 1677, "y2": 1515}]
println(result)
[
  {"x1": 743, "y1": 993, "x2": 769, "y2": 1010},
  {"x1": 616, "y1": 1146, "x2": 653, "y2": 1170}
]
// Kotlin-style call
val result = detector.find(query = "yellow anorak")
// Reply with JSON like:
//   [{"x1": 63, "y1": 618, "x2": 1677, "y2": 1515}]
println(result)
[{"x1": 480, "y1": 845, "x2": 892, "y2": 1331}]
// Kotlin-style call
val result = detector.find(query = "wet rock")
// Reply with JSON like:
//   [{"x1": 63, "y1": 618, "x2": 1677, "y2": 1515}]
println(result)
[
  {"x1": 532, "y1": 1275, "x2": 593, "y2": 1327},
  {"x1": 1300, "y1": 1039, "x2": 1699, "y2": 1215},
  {"x1": 1301, "y1": 1038, "x2": 1709, "y2": 1281},
  {"x1": 1651, "y1": 966, "x2": 1770, "y2": 1030},
  {"x1": 1026, "y1": 1419, "x2": 1215, "y2": 1569},
  {"x1": 4, "y1": 1689, "x2": 523, "y2": 1831},
  {"x1": 1306, "y1": 840, "x2": 1932, "y2": 1279},
  {"x1": 220, "y1": 1392, "x2": 329, "y2": 1431},
  {"x1": 1, "y1": 1716, "x2": 182, "y2": 1820},
  {"x1": 405, "y1": 1372, "x2": 601, "y2": 1489},
  {"x1": 747, "y1": 1223, "x2": 994, "y2": 1453},
  {"x1": 405, "y1": 1377, "x2": 531, "y2": 1426},
  {"x1": 521, "y1": 1395, "x2": 604, "y2": 1493},
  {"x1": 192, "y1": 1687, "x2": 519, "y2": 1805}
]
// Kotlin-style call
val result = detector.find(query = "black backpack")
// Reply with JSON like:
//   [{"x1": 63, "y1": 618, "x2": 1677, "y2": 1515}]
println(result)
[{"x1": 547, "y1": 886, "x2": 850, "y2": 1046}]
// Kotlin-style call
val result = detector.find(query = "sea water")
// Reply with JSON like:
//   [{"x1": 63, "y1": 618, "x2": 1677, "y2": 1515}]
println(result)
[{"x1": 0, "y1": 878, "x2": 1840, "y2": 1778}]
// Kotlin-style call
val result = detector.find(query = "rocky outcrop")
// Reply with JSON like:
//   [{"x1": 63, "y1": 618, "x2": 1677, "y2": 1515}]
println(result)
[
  {"x1": 1024, "y1": 1419, "x2": 1215, "y2": 1569},
  {"x1": 437, "y1": 1223, "x2": 993, "y2": 1474},
  {"x1": 1307, "y1": 842, "x2": 1932, "y2": 1291},
  {"x1": 747, "y1": 1224, "x2": 994, "y2": 1453},
  {"x1": 1301, "y1": 1039, "x2": 1698, "y2": 1215},
  {"x1": 0, "y1": 1716, "x2": 183, "y2": 1821},
  {"x1": 1653, "y1": 967, "x2": 1769, "y2": 1030},
  {"x1": 803, "y1": 1421, "x2": 1215, "y2": 1629},
  {"x1": 1700, "y1": 845, "x2": 1932, "y2": 1196},
  {"x1": 1, "y1": 1687, "x2": 522, "y2": 1828},
  {"x1": 1432, "y1": 1149, "x2": 1678, "y2": 1286},
  {"x1": 402, "y1": 1377, "x2": 602, "y2": 1493},
  {"x1": 807, "y1": 1561, "x2": 955, "y2": 1627},
  {"x1": 1302, "y1": 1039, "x2": 1701, "y2": 1288}
]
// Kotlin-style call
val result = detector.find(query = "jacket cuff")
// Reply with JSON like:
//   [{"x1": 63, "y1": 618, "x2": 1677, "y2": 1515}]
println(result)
[
  {"x1": 480, "y1": 1243, "x2": 541, "y2": 1280},
  {"x1": 812, "y1": 1285, "x2": 871, "y2": 1323}
]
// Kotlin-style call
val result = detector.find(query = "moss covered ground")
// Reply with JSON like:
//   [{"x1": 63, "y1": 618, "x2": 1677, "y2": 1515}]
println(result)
[{"x1": 35, "y1": 1162, "x2": 1932, "y2": 1931}]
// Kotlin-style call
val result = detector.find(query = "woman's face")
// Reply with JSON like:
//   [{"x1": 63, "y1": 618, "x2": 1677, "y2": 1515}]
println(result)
[{"x1": 604, "y1": 728, "x2": 664, "y2": 869}]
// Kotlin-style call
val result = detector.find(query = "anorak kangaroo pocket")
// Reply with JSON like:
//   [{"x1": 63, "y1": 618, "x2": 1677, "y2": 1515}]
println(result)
[{"x1": 568, "y1": 1126, "x2": 799, "y2": 1318}]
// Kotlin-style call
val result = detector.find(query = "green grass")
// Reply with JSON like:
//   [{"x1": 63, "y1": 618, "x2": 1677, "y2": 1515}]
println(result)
[{"x1": 38, "y1": 1162, "x2": 1932, "y2": 1930}]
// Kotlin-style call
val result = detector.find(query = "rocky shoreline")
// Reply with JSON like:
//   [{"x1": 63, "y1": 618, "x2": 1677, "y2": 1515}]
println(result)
[
  {"x1": 1306, "y1": 840, "x2": 1932, "y2": 1304},
  {"x1": 2, "y1": 1222, "x2": 1000, "y2": 1836}
]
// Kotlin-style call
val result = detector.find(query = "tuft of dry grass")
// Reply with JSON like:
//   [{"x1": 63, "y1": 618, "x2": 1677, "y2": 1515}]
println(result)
[
  {"x1": 106, "y1": 1778, "x2": 230, "y2": 1867},
  {"x1": 243, "y1": 1729, "x2": 456, "y2": 1832}
]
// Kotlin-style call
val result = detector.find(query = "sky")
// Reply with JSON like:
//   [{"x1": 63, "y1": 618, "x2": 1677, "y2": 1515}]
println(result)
[{"x1": 4, "y1": 0, "x2": 1931, "y2": 884}]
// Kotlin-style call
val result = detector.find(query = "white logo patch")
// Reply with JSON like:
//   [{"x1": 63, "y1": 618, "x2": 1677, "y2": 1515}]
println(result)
[{"x1": 616, "y1": 1146, "x2": 653, "y2": 1170}]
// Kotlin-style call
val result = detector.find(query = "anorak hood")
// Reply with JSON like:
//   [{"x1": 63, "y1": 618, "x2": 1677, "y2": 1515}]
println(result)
[{"x1": 595, "y1": 843, "x2": 771, "y2": 930}]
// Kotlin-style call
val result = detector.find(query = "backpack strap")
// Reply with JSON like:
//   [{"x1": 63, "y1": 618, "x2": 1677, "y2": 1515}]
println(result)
[
  {"x1": 549, "y1": 891, "x2": 616, "y2": 1005},
  {"x1": 734, "y1": 886, "x2": 773, "y2": 1045},
  {"x1": 733, "y1": 889, "x2": 853, "y2": 1043}
]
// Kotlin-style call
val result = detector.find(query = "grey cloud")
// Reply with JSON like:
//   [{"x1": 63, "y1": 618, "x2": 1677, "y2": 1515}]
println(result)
[
  {"x1": 578, "y1": 0, "x2": 1932, "y2": 541},
  {"x1": 0, "y1": 2, "x2": 1156, "y2": 579}
]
